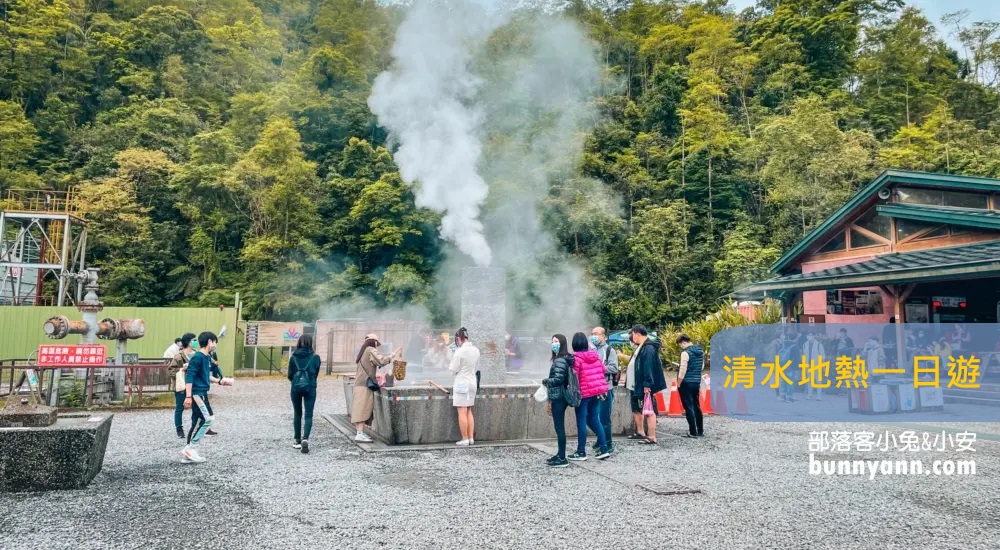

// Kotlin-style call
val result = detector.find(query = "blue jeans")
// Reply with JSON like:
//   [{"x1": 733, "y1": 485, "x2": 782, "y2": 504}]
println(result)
[
  {"x1": 575, "y1": 397, "x2": 607, "y2": 454},
  {"x1": 291, "y1": 387, "x2": 317, "y2": 441},
  {"x1": 551, "y1": 397, "x2": 568, "y2": 460},
  {"x1": 174, "y1": 391, "x2": 185, "y2": 431},
  {"x1": 598, "y1": 388, "x2": 614, "y2": 447}
]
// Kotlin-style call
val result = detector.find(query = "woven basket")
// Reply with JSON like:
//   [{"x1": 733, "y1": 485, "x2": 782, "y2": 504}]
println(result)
[{"x1": 392, "y1": 360, "x2": 407, "y2": 381}]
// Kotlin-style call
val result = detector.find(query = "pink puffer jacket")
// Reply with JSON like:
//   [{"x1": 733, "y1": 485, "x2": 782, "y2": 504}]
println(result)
[{"x1": 574, "y1": 350, "x2": 610, "y2": 399}]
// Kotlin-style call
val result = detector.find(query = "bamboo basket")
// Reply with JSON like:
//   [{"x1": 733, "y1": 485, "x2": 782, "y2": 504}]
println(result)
[{"x1": 392, "y1": 360, "x2": 407, "y2": 381}]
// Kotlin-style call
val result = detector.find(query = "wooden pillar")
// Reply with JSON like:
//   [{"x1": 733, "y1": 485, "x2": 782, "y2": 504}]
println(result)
[{"x1": 880, "y1": 284, "x2": 916, "y2": 372}]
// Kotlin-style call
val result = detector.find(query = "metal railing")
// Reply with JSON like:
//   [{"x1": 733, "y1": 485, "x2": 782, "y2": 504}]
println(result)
[
  {"x1": 0, "y1": 357, "x2": 170, "y2": 409},
  {"x1": 3, "y1": 188, "x2": 81, "y2": 215}
]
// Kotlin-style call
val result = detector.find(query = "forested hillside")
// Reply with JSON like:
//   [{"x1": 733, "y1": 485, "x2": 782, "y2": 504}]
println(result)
[{"x1": 4, "y1": 0, "x2": 1000, "y2": 328}]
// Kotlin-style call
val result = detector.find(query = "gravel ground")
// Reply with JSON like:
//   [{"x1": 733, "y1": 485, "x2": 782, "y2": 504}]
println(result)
[{"x1": 2, "y1": 377, "x2": 999, "y2": 549}]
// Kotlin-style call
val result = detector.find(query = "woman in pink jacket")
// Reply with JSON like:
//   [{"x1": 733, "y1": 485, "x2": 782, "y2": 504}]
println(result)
[{"x1": 569, "y1": 332, "x2": 611, "y2": 461}]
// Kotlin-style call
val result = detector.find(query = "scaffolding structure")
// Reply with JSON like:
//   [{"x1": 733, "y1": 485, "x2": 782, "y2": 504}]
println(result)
[{"x1": 0, "y1": 189, "x2": 88, "y2": 307}]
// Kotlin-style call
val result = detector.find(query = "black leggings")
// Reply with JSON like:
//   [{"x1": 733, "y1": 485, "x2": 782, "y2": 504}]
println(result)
[
  {"x1": 678, "y1": 381, "x2": 703, "y2": 436},
  {"x1": 292, "y1": 387, "x2": 317, "y2": 441},
  {"x1": 187, "y1": 394, "x2": 214, "y2": 444}
]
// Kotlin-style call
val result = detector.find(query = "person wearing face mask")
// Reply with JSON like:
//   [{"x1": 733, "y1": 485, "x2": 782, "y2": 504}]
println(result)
[
  {"x1": 541, "y1": 334, "x2": 574, "y2": 468},
  {"x1": 590, "y1": 327, "x2": 618, "y2": 453}
]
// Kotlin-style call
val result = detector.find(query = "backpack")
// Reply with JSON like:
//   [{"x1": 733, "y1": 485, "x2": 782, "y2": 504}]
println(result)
[
  {"x1": 605, "y1": 346, "x2": 620, "y2": 387},
  {"x1": 291, "y1": 356, "x2": 312, "y2": 392},
  {"x1": 564, "y1": 359, "x2": 582, "y2": 408}
]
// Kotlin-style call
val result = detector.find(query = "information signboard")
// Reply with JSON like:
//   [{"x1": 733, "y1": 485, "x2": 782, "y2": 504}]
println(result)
[
  {"x1": 243, "y1": 322, "x2": 303, "y2": 347},
  {"x1": 37, "y1": 345, "x2": 107, "y2": 367}
]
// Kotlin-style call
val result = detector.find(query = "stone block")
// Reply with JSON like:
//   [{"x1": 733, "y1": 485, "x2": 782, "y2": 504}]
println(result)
[
  {"x1": 0, "y1": 414, "x2": 113, "y2": 492},
  {"x1": 461, "y1": 267, "x2": 506, "y2": 385},
  {"x1": 0, "y1": 400, "x2": 57, "y2": 428},
  {"x1": 343, "y1": 379, "x2": 639, "y2": 445}
]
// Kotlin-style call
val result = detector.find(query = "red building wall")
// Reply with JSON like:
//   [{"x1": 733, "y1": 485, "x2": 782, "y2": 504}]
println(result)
[{"x1": 801, "y1": 255, "x2": 894, "y2": 323}]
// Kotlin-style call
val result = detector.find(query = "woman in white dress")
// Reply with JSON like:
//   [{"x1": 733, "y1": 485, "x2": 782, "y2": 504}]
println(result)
[{"x1": 449, "y1": 327, "x2": 481, "y2": 446}]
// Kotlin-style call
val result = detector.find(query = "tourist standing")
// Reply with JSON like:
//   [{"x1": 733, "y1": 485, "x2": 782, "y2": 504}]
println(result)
[
  {"x1": 350, "y1": 334, "x2": 401, "y2": 443},
  {"x1": 505, "y1": 333, "x2": 524, "y2": 371},
  {"x1": 675, "y1": 333, "x2": 704, "y2": 438},
  {"x1": 542, "y1": 334, "x2": 573, "y2": 468},
  {"x1": 570, "y1": 332, "x2": 610, "y2": 461},
  {"x1": 181, "y1": 332, "x2": 231, "y2": 463},
  {"x1": 803, "y1": 332, "x2": 825, "y2": 401},
  {"x1": 449, "y1": 327, "x2": 480, "y2": 446},
  {"x1": 288, "y1": 334, "x2": 321, "y2": 454},
  {"x1": 168, "y1": 333, "x2": 196, "y2": 438},
  {"x1": 163, "y1": 337, "x2": 181, "y2": 359},
  {"x1": 629, "y1": 325, "x2": 666, "y2": 444},
  {"x1": 591, "y1": 326, "x2": 619, "y2": 453}
]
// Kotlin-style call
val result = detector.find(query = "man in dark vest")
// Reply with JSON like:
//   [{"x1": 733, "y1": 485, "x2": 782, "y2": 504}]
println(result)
[{"x1": 676, "y1": 333, "x2": 704, "y2": 438}]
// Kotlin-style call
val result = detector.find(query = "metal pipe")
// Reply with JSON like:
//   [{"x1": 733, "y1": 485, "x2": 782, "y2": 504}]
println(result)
[
  {"x1": 42, "y1": 316, "x2": 89, "y2": 339},
  {"x1": 97, "y1": 318, "x2": 145, "y2": 340}
]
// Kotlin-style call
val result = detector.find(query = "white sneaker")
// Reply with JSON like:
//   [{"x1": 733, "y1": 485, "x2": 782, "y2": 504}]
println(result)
[
  {"x1": 469, "y1": 439, "x2": 474, "y2": 445},
  {"x1": 292, "y1": 442, "x2": 302, "y2": 449},
  {"x1": 355, "y1": 433, "x2": 373, "y2": 443},
  {"x1": 456, "y1": 439, "x2": 470, "y2": 446},
  {"x1": 182, "y1": 446, "x2": 206, "y2": 463}
]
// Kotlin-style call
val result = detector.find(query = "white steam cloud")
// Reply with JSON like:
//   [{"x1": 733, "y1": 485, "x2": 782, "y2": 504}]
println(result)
[
  {"x1": 368, "y1": 0, "x2": 507, "y2": 266},
  {"x1": 368, "y1": 0, "x2": 608, "y2": 340}
]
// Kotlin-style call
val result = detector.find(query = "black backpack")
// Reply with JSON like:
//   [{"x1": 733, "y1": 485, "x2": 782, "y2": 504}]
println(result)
[
  {"x1": 291, "y1": 356, "x2": 312, "y2": 391},
  {"x1": 564, "y1": 358, "x2": 582, "y2": 407},
  {"x1": 605, "y1": 346, "x2": 621, "y2": 387}
]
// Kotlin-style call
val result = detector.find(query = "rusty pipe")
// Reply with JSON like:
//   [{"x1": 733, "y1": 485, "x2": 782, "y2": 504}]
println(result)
[
  {"x1": 97, "y1": 318, "x2": 145, "y2": 340},
  {"x1": 43, "y1": 316, "x2": 89, "y2": 339}
]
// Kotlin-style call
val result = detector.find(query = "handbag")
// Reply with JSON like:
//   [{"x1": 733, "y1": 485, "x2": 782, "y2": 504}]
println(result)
[
  {"x1": 533, "y1": 384, "x2": 548, "y2": 402},
  {"x1": 366, "y1": 376, "x2": 381, "y2": 392},
  {"x1": 642, "y1": 393, "x2": 655, "y2": 417}
]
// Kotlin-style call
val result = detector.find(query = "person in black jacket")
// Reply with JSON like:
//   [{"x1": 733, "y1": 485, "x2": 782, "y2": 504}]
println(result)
[
  {"x1": 629, "y1": 325, "x2": 667, "y2": 444},
  {"x1": 541, "y1": 334, "x2": 573, "y2": 468},
  {"x1": 288, "y1": 334, "x2": 321, "y2": 454}
]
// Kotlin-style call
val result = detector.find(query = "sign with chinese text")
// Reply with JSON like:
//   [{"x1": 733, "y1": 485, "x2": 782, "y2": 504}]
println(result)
[
  {"x1": 243, "y1": 321, "x2": 304, "y2": 347},
  {"x1": 710, "y1": 323, "x2": 1000, "y2": 423},
  {"x1": 37, "y1": 345, "x2": 107, "y2": 367}
]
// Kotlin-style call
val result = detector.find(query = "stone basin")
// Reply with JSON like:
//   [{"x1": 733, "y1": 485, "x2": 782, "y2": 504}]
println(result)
[
  {"x1": 0, "y1": 413, "x2": 113, "y2": 492},
  {"x1": 343, "y1": 378, "x2": 634, "y2": 445}
]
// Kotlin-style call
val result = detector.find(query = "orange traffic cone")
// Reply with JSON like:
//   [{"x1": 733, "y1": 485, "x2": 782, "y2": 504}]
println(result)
[
  {"x1": 701, "y1": 389, "x2": 716, "y2": 415},
  {"x1": 735, "y1": 388, "x2": 750, "y2": 415},
  {"x1": 654, "y1": 390, "x2": 668, "y2": 416},
  {"x1": 667, "y1": 381, "x2": 684, "y2": 417},
  {"x1": 700, "y1": 374, "x2": 715, "y2": 415},
  {"x1": 713, "y1": 389, "x2": 729, "y2": 415}
]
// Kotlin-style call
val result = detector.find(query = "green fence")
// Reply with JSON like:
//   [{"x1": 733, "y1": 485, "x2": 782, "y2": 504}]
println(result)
[{"x1": 0, "y1": 306, "x2": 241, "y2": 376}]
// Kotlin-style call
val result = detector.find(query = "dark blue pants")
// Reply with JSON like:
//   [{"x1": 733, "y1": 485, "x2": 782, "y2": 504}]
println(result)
[
  {"x1": 599, "y1": 388, "x2": 614, "y2": 447},
  {"x1": 292, "y1": 387, "x2": 317, "y2": 442},
  {"x1": 551, "y1": 397, "x2": 568, "y2": 460},
  {"x1": 173, "y1": 391, "x2": 185, "y2": 431},
  {"x1": 575, "y1": 396, "x2": 607, "y2": 454}
]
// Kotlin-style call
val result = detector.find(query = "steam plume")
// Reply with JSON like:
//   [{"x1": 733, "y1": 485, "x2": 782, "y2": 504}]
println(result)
[{"x1": 368, "y1": 0, "x2": 507, "y2": 267}]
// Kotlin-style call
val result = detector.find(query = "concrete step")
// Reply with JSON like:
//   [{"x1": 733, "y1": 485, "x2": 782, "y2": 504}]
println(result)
[
  {"x1": 943, "y1": 388, "x2": 1000, "y2": 400},
  {"x1": 944, "y1": 395, "x2": 1000, "y2": 408}
]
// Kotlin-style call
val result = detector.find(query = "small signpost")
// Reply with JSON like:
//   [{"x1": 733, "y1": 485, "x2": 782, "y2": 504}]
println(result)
[{"x1": 121, "y1": 353, "x2": 139, "y2": 366}]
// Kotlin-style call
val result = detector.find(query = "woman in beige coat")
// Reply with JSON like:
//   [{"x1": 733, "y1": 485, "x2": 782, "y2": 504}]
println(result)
[{"x1": 351, "y1": 333, "x2": 401, "y2": 442}]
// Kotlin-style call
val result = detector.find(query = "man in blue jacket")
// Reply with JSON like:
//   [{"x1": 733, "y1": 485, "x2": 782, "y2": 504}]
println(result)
[{"x1": 181, "y1": 331, "x2": 230, "y2": 464}]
